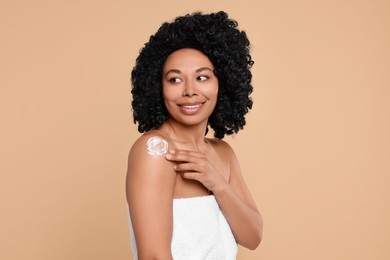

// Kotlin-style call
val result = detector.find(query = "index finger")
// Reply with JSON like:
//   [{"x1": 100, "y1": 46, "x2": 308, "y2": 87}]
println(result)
[{"x1": 168, "y1": 149, "x2": 204, "y2": 158}]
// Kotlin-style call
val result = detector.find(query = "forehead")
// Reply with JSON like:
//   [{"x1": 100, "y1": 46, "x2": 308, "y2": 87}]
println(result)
[{"x1": 163, "y1": 48, "x2": 214, "y2": 71}]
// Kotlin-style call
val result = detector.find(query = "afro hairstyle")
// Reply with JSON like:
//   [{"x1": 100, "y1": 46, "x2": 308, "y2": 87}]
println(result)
[{"x1": 131, "y1": 11, "x2": 254, "y2": 139}]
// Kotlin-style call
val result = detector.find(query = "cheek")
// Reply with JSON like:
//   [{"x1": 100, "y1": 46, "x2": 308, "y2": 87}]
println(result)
[
  {"x1": 162, "y1": 85, "x2": 172, "y2": 100},
  {"x1": 206, "y1": 82, "x2": 219, "y2": 98},
  {"x1": 162, "y1": 85, "x2": 181, "y2": 104}
]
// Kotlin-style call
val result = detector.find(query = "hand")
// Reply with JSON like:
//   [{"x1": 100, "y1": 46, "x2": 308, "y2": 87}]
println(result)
[{"x1": 165, "y1": 149, "x2": 228, "y2": 193}]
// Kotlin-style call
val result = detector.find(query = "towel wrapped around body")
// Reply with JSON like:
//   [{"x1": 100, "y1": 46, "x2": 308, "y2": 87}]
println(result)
[{"x1": 129, "y1": 195, "x2": 238, "y2": 260}]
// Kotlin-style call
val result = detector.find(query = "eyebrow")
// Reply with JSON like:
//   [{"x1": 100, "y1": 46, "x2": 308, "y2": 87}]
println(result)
[
  {"x1": 164, "y1": 67, "x2": 213, "y2": 77},
  {"x1": 196, "y1": 67, "x2": 213, "y2": 73}
]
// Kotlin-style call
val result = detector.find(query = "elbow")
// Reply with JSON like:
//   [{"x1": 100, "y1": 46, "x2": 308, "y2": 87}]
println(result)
[
  {"x1": 252, "y1": 213, "x2": 264, "y2": 249},
  {"x1": 243, "y1": 219, "x2": 263, "y2": 250},
  {"x1": 244, "y1": 230, "x2": 262, "y2": 250},
  {"x1": 248, "y1": 232, "x2": 262, "y2": 250}
]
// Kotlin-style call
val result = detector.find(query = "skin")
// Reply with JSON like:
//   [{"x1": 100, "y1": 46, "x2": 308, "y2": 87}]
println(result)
[{"x1": 126, "y1": 48, "x2": 263, "y2": 259}]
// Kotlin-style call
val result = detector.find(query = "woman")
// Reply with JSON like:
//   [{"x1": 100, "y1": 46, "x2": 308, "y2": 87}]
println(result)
[{"x1": 126, "y1": 11, "x2": 263, "y2": 259}]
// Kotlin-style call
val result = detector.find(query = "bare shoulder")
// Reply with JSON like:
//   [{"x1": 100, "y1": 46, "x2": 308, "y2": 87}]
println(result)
[
  {"x1": 206, "y1": 138, "x2": 236, "y2": 159},
  {"x1": 128, "y1": 130, "x2": 173, "y2": 167},
  {"x1": 129, "y1": 131, "x2": 172, "y2": 160},
  {"x1": 126, "y1": 130, "x2": 176, "y2": 196}
]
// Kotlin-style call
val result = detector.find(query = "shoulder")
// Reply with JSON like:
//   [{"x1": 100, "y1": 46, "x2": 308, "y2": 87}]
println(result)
[
  {"x1": 129, "y1": 130, "x2": 173, "y2": 160},
  {"x1": 127, "y1": 130, "x2": 175, "y2": 179},
  {"x1": 206, "y1": 138, "x2": 236, "y2": 159},
  {"x1": 126, "y1": 131, "x2": 176, "y2": 201}
]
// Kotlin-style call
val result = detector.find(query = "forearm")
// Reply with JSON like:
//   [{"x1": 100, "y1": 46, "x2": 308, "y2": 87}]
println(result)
[{"x1": 213, "y1": 183, "x2": 263, "y2": 250}]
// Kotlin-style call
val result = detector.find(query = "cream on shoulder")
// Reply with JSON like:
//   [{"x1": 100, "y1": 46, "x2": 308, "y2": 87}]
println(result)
[{"x1": 146, "y1": 136, "x2": 169, "y2": 156}]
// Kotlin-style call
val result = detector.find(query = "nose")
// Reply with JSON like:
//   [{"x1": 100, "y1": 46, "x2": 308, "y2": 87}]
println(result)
[{"x1": 182, "y1": 80, "x2": 198, "y2": 97}]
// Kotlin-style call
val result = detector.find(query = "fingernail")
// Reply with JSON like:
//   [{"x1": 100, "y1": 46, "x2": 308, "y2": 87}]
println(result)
[{"x1": 169, "y1": 150, "x2": 175, "y2": 154}]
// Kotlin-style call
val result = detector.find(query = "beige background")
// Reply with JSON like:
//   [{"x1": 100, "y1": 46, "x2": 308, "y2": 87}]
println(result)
[{"x1": 1, "y1": 0, "x2": 389, "y2": 259}]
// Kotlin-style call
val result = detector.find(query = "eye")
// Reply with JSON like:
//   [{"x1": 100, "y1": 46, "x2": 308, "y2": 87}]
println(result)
[
  {"x1": 197, "y1": 75, "x2": 209, "y2": 81},
  {"x1": 168, "y1": 77, "x2": 182, "y2": 83}
]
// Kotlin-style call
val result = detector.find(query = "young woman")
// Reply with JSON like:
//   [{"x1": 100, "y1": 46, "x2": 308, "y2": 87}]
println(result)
[{"x1": 126, "y1": 11, "x2": 263, "y2": 259}]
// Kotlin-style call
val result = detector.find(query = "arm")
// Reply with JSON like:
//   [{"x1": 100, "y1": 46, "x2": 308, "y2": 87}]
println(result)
[
  {"x1": 126, "y1": 136, "x2": 176, "y2": 259},
  {"x1": 213, "y1": 143, "x2": 263, "y2": 250},
  {"x1": 165, "y1": 141, "x2": 263, "y2": 250}
]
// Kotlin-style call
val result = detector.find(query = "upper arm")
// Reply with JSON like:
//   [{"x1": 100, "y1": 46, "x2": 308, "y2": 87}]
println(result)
[{"x1": 126, "y1": 136, "x2": 176, "y2": 258}]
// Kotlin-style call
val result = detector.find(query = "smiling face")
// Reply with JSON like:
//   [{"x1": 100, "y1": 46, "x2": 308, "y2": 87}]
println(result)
[{"x1": 162, "y1": 48, "x2": 218, "y2": 127}]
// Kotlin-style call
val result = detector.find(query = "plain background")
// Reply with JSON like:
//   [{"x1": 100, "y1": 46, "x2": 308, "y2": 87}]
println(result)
[{"x1": 1, "y1": 0, "x2": 389, "y2": 259}]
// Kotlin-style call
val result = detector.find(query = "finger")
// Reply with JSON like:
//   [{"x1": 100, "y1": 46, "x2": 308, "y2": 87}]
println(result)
[
  {"x1": 181, "y1": 171, "x2": 203, "y2": 182},
  {"x1": 168, "y1": 149, "x2": 204, "y2": 158},
  {"x1": 165, "y1": 152, "x2": 203, "y2": 163},
  {"x1": 174, "y1": 162, "x2": 203, "y2": 173}
]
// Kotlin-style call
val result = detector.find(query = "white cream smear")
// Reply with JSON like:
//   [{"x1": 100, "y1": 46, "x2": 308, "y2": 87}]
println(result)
[{"x1": 147, "y1": 136, "x2": 169, "y2": 156}]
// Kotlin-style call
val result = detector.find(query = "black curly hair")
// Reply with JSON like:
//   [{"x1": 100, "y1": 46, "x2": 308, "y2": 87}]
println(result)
[{"x1": 131, "y1": 11, "x2": 254, "y2": 139}]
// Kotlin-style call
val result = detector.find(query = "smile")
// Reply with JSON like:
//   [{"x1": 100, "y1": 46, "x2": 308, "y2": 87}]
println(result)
[
  {"x1": 177, "y1": 102, "x2": 205, "y2": 115},
  {"x1": 179, "y1": 104, "x2": 203, "y2": 109}
]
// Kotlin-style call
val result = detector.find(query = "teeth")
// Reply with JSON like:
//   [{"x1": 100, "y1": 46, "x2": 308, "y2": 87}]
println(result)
[{"x1": 181, "y1": 104, "x2": 201, "y2": 109}]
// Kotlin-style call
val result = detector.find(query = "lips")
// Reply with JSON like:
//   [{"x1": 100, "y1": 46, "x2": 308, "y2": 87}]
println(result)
[{"x1": 178, "y1": 102, "x2": 205, "y2": 115}]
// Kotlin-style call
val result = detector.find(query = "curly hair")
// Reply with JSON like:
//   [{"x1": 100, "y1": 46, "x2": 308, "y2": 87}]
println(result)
[{"x1": 131, "y1": 11, "x2": 254, "y2": 139}]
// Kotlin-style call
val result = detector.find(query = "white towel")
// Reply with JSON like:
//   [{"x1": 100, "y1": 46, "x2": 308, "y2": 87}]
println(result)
[{"x1": 129, "y1": 195, "x2": 237, "y2": 260}]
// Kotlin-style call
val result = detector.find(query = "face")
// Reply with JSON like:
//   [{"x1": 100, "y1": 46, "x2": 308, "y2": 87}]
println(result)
[{"x1": 162, "y1": 48, "x2": 218, "y2": 127}]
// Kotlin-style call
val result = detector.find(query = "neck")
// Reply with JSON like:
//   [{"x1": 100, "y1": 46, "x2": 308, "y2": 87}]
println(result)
[{"x1": 163, "y1": 119, "x2": 208, "y2": 150}]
